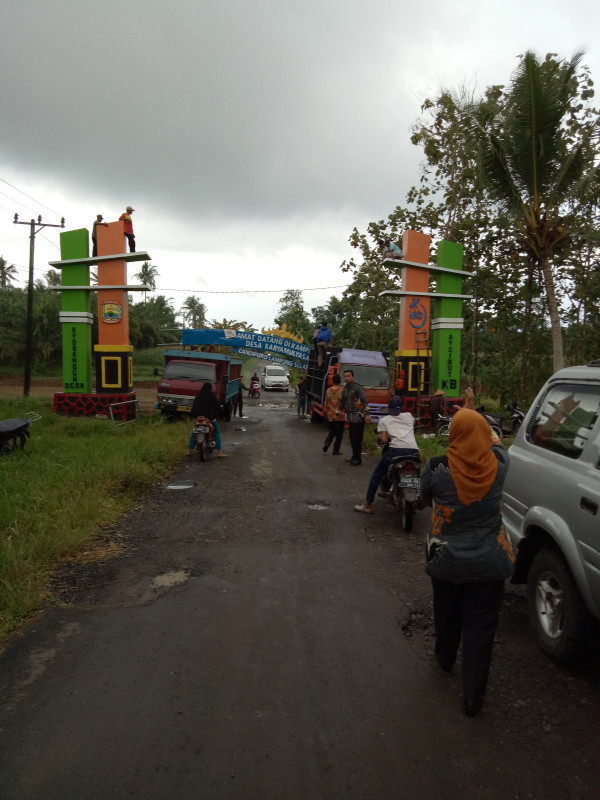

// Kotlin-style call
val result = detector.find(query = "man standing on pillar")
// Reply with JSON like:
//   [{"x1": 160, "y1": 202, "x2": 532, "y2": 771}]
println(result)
[
  {"x1": 119, "y1": 206, "x2": 136, "y2": 252},
  {"x1": 91, "y1": 214, "x2": 108, "y2": 257}
]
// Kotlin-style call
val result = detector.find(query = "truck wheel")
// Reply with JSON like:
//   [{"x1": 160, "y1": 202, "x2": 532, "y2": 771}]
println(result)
[
  {"x1": 224, "y1": 401, "x2": 232, "y2": 422},
  {"x1": 527, "y1": 547, "x2": 592, "y2": 664},
  {"x1": 311, "y1": 408, "x2": 323, "y2": 424}
]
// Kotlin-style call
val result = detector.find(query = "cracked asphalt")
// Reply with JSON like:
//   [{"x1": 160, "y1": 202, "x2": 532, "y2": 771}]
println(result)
[{"x1": 1, "y1": 392, "x2": 599, "y2": 799}]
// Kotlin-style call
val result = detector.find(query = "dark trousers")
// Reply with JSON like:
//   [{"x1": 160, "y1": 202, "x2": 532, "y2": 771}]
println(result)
[
  {"x1": 323, "y1": 419, "x2": 344, "y2": 453},
  {"x1": 348, "y1": 420, "x2": 365, "y2": 462},
  {"x1": 125, "y1": 233, "x2": 136, "y2": 253},
  {"x1": 231, "y1": 392, "x2": 243, "y2": 417},
  {"x1": 431, "y1": 578, "x2": 505, "y2": 703},
  {"x1": 92, "y1": 238, "x2": 98, "y2": 257}
]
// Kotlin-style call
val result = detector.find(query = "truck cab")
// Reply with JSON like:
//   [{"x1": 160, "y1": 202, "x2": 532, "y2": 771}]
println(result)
[
  {"x1": 156, "y1": 349, "x2": 241, "y2": 419},
  {"x1": 305, "y1": 346, "x2": 391, "y2": 422}
]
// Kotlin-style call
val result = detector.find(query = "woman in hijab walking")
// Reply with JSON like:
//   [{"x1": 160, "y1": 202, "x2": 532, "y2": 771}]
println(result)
[{"x1": 420, "y1": 389, "x2": 515, "y2": 716}]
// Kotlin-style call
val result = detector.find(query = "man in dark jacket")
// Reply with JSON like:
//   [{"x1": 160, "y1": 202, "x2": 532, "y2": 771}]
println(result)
[{"x1": 337, "y1": 369, "x2": 369, "y2": 465}]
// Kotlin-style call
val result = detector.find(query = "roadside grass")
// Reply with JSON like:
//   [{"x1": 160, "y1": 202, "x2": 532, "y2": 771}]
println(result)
[{"x1": 0, "y1": 397, "x2": 188, "y2": 638}]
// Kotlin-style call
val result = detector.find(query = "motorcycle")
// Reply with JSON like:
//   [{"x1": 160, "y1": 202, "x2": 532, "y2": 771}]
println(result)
[
  {"x1": 191, "y1": 416, "x2": 216, "y2": 462},
  {"x1": 249, "y1": 380, "x2": 260, "y2": 399},
  {"x1": 476, "y1": 406, "x2": 504, "y2": 440},
  {"x1": 381, "y1": 452, "x2": 422, "y2": 532},
  {"x1": 434, "y1": 413, "x2": 451, "y2": 437},
  {"x1": 505, "y1": 400, "x2": 525, "y2": 435},
  {"x1": 0, "y1": 414, "x2": 38, "y2": 455}
]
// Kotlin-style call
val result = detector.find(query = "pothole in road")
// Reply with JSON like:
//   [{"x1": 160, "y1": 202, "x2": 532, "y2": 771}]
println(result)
[
  {"x1": 166, "y1": 481, "x2": 198, "y2": 490},
  {"x1": 152, "y1": 570, "x2": 191, "y2": 590},
  {"x1": 308, "y1": 503, "x2": 330, "y2": 511}
]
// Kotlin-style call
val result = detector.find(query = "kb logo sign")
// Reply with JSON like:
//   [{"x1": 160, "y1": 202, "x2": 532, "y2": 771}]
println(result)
[{"x1": 408, "y1": 296, "x2": 427, "y2": 329}]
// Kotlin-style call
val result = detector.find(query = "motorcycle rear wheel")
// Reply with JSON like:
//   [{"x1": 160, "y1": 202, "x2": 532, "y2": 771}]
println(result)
[
  {"x1": 400, "y1": 497, "x2": 414, "y2": 532},
  {"x1": 197, "y1": 435, "x2": 209, "y2": 462}
]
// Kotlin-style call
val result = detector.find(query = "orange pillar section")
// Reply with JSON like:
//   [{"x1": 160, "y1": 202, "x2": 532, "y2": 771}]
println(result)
[
  {"x1": 398, "y1": 229, "x2": 431, "y2": 353},
  {"x1": 96, "y1": 221, "x2": 129, "y2": 346}
]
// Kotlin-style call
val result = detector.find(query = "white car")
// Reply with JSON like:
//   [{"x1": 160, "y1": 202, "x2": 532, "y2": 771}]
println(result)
[{"x1": 261, "y1": 366, "x2": 290, "y2": 391}]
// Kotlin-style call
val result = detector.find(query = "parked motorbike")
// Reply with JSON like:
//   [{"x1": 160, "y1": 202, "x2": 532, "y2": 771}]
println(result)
[
  {"x1": 475, "y1": 406, "x2": 505, "y2": 440},
  {"x1": 505, "y1": 400, "x2": 525, "y2": 435},
  {"x1": 434, "y1": 413, "x2": 452, "y2": 437},
  {"x1": 249, "y1": 380, "x2": 261, "y2": 399},
  {"x1": 192, "y1": 416, "x2": 216, "y2": 462},
  {"x1": 381, "y1": 452, "x2": 422, "y2": 532},
  {"x1": 0, "y1": 416, "x2": 35, "y2": 455}
]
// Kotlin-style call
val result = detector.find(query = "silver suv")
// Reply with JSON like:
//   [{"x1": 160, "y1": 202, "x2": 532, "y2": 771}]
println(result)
[{"x1": 503, "y1": 361, "x2": 600, "y2": 663}]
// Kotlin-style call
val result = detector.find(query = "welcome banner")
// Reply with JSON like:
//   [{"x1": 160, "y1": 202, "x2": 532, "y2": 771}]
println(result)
[{"x1": 180, "y1": 327, "x2": 311, "y2": 365}]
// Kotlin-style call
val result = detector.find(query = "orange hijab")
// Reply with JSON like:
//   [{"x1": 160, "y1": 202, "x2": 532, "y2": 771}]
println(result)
[{"x1": 447, "y1": 409, "x2": 498, "y2": 506}]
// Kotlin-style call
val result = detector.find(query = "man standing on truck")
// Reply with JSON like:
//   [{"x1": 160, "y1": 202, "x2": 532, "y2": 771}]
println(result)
[
  {"x1": 337, "y1": 369, "x2": 370, "y2": 465},
  {"x1": 316, "y1": 322, "x2": 332, "y2": 367}
]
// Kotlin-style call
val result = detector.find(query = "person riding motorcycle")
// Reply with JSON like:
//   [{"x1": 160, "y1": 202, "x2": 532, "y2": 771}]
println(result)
[
  {"x1": 186, "y1": 382, "x2": 227, "y2": 458},
  {"x1": 354, "y1": 396, "x2": 420, "y2": 513}
]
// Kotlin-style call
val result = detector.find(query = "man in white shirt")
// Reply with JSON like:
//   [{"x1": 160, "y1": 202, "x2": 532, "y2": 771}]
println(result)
[{"x1": 354, "y1": 396, "x2": 419, "y2": 513}]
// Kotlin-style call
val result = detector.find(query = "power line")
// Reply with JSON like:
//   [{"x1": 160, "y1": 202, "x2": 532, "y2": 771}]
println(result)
[
  {"x1": 0, "y1": 188, "x2": 40, "y2": 217},
  {"x1": 155, "y1": 284, "x2": 350, "y2": 294},
  {"x1": 0, "y1": 177, "x2": 62, "y2": 218}
]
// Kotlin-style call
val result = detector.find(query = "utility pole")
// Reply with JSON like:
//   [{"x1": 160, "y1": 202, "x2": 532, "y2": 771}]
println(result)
[{"x1": 14, "y1": 213, "x2": 65, "y2": 397}]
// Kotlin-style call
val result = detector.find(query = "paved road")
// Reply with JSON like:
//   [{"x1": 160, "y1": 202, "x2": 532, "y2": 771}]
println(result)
[{"x1": 1, "y1": 394, "x2": 599, "y2": 799}]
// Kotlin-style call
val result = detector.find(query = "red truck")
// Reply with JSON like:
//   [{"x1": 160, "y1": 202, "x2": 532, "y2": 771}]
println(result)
[
  {"x1": 156, "y1": 349, "x2": 241, "y2": 419},
  {"x1": 305, "y1": 346, "x2": 392, "y2": 423}
]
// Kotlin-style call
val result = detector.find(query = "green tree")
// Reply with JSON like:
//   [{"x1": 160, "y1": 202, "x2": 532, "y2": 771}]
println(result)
[
  {"x1": 208, "y1": 319, "x2": 257, "y2": 332},
  {"x1": 466, "y1": 50, "x2": 600, "y2": 372},
  {"x1": 181, "y1": 296, "x2": 208, "y2": 328},
  {"x1": 129, "y1": 295, "x2": 179, "y2": 348},
  {"x1": 133, "y1": 261, "x2": 159, "y2": 301},
  {"x1": 0, "y1": 256, "x2": 18, "y2": 289},
  {"x1": 273, "y1": 290, "x2": 312, "y2": 343},
  {"x1": 45, "y1": 269, "x2": 61, "y2": 287}
]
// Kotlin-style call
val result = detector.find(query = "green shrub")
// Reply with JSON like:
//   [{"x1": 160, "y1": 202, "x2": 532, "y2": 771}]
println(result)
[{"x1": 0, "y1": 398, "x2": 187, "y2": 637}]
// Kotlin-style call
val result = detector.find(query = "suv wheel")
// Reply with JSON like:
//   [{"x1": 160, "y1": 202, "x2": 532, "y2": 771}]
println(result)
[{"x1": 527, "y1": 547, "x2": 592, "y2": 664}]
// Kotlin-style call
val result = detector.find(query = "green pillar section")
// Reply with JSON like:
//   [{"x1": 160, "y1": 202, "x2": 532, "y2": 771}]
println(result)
[
  {"x1": 59, "y1": 229, "x2": 93, "y2": 392},
  {"x1": 431, "y1": 240, "x2": 464, "y2": 394}
]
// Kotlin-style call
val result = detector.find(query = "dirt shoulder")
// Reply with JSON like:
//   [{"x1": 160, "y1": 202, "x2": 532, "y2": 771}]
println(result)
[{"x1": 0, "y1": 374, "x2": 158, "y2": 411}]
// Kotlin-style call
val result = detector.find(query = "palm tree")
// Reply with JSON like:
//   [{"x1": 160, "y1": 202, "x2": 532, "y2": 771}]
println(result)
[
  {"x1": 0, "y1": 256, "x2": 18, "y2": 289},
  {"x1": 181, "y1": 295, "x2": 208, "y2": 328},
  {"x1": 468, "y1": 51, "x2": 600, "y2": 372},
  {"x1": 133, "y1": 261, "x2": 159, "y2": 301},
  {"x1": 209, "y1": 318, "x2": 257, "y2": 331}
]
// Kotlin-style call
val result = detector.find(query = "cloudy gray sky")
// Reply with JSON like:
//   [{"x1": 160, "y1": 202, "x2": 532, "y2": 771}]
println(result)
[{"x1": 1, "y1": 0, "x2": 598, "y2": 330}]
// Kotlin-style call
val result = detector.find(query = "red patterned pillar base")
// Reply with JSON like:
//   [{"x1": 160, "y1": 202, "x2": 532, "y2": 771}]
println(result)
[{"x1": 53, "y1": 392, "x2": 137, "y2": 421}]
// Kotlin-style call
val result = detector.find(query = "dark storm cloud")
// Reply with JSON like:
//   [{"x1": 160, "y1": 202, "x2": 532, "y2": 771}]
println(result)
[{"x1": 1, "y1": 0, "x2": 422, "y2": 224}]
